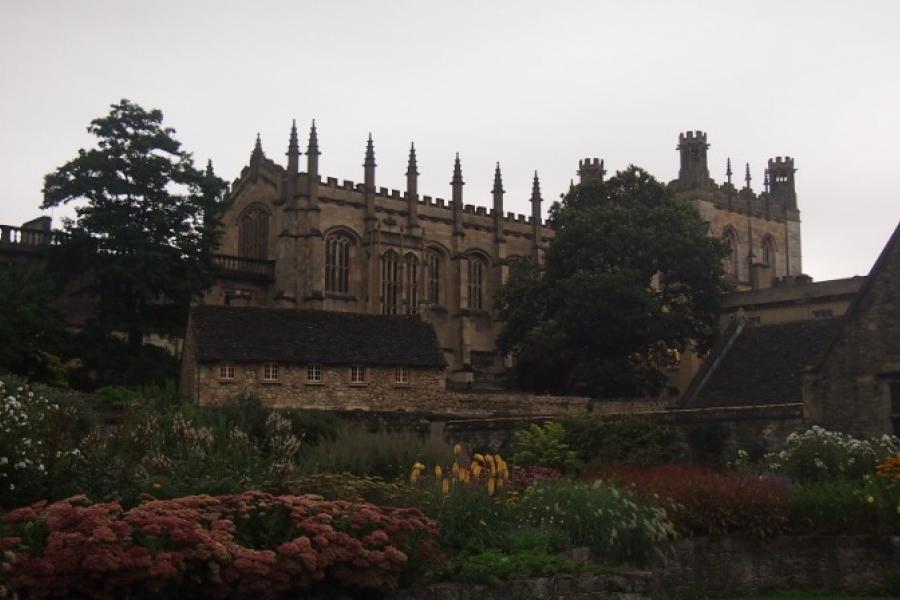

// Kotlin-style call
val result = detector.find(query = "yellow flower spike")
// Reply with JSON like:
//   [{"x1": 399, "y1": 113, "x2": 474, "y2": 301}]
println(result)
[
  {"x1": 494, "y1": 454, "x2": 503, "y2": 467},
  {"x1": 442, "y1": 478, "x2": 450, "y2": 494},
  {"x1": 452, "y1": 463, "x2": 460, "y2": 476},
  {"x1": 471, "y1": 463, "x2": 482, "y2": 478},
  {"x1": 474, "y1": 453, "x2": 485, "y2": 464},
  {"x1": 485, "y1": 454, "x2": 495, "y2": 467},
  {"x1": 435, "y1": 465, "x2": 443, "y2": 479},
  {"x1": 486, "y1": 477, "x2": 496, "y2": 496},
  {"x1": 453, "y1": 443, "x2": 462, "y2": 457}
]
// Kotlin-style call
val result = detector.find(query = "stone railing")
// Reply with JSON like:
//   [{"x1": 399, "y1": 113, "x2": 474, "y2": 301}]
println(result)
[
  {"x1": 211, "y1": 253, "x2": 275, "y2": 282},
  {"x1": 0, "y1": 225, "x2": 63, "y2": 247}
]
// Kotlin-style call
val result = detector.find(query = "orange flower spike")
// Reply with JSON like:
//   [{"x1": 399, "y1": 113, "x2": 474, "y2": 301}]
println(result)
[{"x1": 442, "y1": 478, "x2": 450, "y2": 494}]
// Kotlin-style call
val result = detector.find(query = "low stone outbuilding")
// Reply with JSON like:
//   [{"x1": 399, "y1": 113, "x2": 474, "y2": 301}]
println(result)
[
  {"x1": 180, "y1": 305, "x2": 446, "y2": 408},
  {"x1": 805, "y1": 222, "x2": 900, "y2": 437}
]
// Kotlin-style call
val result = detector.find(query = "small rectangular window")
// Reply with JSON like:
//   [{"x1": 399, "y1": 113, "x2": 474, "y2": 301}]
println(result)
[
  {"x1": 891, "y1": 382, "x2": 900, "y2": 415},
  {"x1": 350, "y1": 365, "x2": 366, "y2": 384},
  {"x1": 307, "y1": 364, "x2": 322, "y2": 383},
  {"x1": 395, "y1": 366, "x2": 409, "y2": 384},
  {"x1": 812, "y1": 309, "x2": 834, "y2": 320},
  {"x1": 263, "y1": 363, "x2": 279, "y2": 382},
  {"x1": 219, "y1": 363, "x2": 235, "y2": 380}
]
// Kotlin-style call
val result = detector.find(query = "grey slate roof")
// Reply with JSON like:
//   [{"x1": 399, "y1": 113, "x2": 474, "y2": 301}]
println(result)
[
  {"x1": 682, "y1": 318, "x2": 840, "y2": 409},
  {"x1": 189, "y1": 305, "x2": 446, "y2": 368}
]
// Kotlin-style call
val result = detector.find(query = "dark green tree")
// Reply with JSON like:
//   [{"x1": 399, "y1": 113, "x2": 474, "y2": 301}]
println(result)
[
  {"x1": 42, "y1": 99, "x2": 229, "y2": 344},
  {"x1": 496, "y1": 166, "x2": 728, "y2": 398}
]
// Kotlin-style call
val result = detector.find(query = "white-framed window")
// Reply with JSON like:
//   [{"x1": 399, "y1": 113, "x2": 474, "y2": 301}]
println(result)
[
  {"x1": 812, "y1": 309, "x2": 834, "y2": 320},
  {"x1": 395, "y1": 366, "x2": 409, "y2": 384},
  {"x1": 350, "y1": 365, "x2": 366, "y2": 384},
  {"x1": 219, "y1": 363, "x2": 235, "y2": 380},
  {"x1": 307, "y1": 364, "x2": 322, "y2": 383},
  {"x1": 263, "y1": 363, "x2": 279, "y2": 382}
]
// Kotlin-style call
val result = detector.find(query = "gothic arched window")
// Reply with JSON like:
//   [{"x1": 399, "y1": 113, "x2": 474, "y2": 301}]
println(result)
[
  {"x1": 722, "y1": 228, "x2": 739, "y2": 278},
  {"x1": 467, "y1": 255, "x2": 486, "y2": 310},
  {"x1": 381, "y1": 250, "x2": 401, "y2": 315},
  {"x1": 325, "y1": 232, "x2": 352, "y2": 294},
  {"x1": 404, "y1": 253, "x2": 418, "y2": 315},
  {"x1": 762, "y1": 236, "x2": 776, "y2": 267},
  {"x1": 426, "y1": 249, "x2": 442, "y2": 305},
  {"x1": 238, "y1": 206, "x2": 269, "y2": 259}
]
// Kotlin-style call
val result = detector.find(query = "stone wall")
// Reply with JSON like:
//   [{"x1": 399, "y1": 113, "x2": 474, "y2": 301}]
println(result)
[{"x1": 390, "y1": 535, "x2": 900, "y2": 600}]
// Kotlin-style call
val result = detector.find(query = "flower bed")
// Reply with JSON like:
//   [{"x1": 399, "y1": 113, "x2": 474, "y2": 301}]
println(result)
[{"x1": 0, "y1": 491, "x2": 441, "y2": 598}]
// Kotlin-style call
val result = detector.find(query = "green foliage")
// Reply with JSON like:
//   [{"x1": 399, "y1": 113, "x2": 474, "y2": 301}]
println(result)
[
  {"x1": 0, "y1": 267, "x2": 68, "y2": 383},
  {"x1": 64, "y1": 330, "x2": 180, "y2": 391},
  {"x1": 298, "y1": 425, "x2": 453, "y2": 480},
  {"x1": 686, "y1": 422, "x2": 730, "y2": 467},
  {"x1": 203, "y1": 393, "x2": 340, "y2": 447},
  {"x1": 788, "y1": 477, "x2": 899, "y2": 535},
  {"x1": 511, "y1": 422, "x2": 579, "y2": 472},
  {"x1": 517, "y1": 480, "x2": 676, "y2": 563},
  {"x1": 93, "y1": 385, "x2": 141, "y2": 408},
  {"x1": 41, "y1": 99, "x2": 230, "y2": 343},
  {"x1": 497, "y1": 167, "x2": 727, "y2": 397},
  {"x1": 562, "y1": 415, "x2": 680, "y2": 466}
]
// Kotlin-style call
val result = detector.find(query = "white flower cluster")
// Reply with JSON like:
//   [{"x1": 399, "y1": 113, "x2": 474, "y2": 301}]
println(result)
[
  {"x1": 763, "y1": 425, "x2": 900, "y2": 482},
  {"x1": 1, "y1": 380, "x2": 76, "y2": 492}
]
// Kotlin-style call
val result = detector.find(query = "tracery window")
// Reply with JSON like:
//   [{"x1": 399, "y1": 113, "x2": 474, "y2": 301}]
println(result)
[
  {"x1": 238, "y1": 206, "x2": 269, "y2": 259},
  {"x1": 722, "y1": 229, "x2": 739, "y2": 278},
  {"x1": 467, "y1": 255, "x2": 486, "y2": 310},
  {"x1": 381, "y1": 250, "x2": 401, "y2": 315},
  {"x1": 426, "y1": 250, "x2": 442, "y2": 305},
  {"x1": 325, "y1": 232, "x2": 352, "y2": 294},
  {"x1": 404, "y1": 253, "x2": 418, "y2": 315},
  {"x1": 762, "y1": 236, "x2": 776, "y2": 267}
]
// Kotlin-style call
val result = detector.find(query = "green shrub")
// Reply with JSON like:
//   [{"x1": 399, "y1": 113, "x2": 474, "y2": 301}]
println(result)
[
  {"x1": 517, "y1": 480, "x2": 676, "y2": 564},
  {"x1": 562, "y1": 415, "x2": 680, "y2": 466},
  {"x1": 94, "y1": 386, "x2": 141, "y2": 408},
  {"x1": 299, "y1": 426, "x2": 453, "y2": 479},
  {"x1": 685, "y1": 422, "x2": 730, "y2": 467},
  {"x1": 788, "y1": 477, "x2": 900, "y2": 535},
  {"x1": 512, "y1": 422, "x2": 579, "y2": 472}
]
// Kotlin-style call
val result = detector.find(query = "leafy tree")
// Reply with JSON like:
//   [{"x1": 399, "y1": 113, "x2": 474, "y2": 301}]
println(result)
[
  {"x1": 0, "y1": 266, "x2": 68, "y2": 381},
  {"x1": 496, "y1": 166, "x2": 727, "y2": 397},
  {"x1": 41, "y1": 99, "x2": 229, "y2": 344}
]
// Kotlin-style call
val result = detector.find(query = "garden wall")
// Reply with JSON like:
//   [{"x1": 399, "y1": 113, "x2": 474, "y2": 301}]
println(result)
[{"x1": 391, "y1": 535, "x2": 900, "y2": 600}]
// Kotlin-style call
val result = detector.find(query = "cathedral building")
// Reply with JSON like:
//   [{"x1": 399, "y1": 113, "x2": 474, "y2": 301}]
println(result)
[{"x1": 206, "y1": 122, "x2": 803, "y2": 385}]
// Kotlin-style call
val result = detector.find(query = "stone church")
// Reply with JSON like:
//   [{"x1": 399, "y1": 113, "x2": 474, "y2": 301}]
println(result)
[{"x1": 205, "y1": 122, "x2": 803, "y2": 385}]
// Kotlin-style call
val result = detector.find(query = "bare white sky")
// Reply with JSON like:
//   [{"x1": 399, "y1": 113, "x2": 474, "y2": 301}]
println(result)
[{"x1": 2, "y1": 0, "x2": 898, "y2": 280}]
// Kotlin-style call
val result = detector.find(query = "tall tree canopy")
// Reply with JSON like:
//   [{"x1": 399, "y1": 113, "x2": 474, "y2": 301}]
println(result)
[
  {"x1": 42, "y1": 99, "x2": 229, "y2": 343},
  {"x1": 496, "y1": 166, "x2": 728, "y2": 398}
]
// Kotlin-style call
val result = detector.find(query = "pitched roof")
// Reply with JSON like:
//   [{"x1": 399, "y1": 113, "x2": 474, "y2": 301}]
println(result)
[
  {"x1": 188, "y1": 305, "x2": 446, "y2": 368},
  {"x1": 682, "y1": 318, "x2": 840, "y2": 409},
  {"x1": 812, "y1": 221, "x2": 900, "y2": 371}
]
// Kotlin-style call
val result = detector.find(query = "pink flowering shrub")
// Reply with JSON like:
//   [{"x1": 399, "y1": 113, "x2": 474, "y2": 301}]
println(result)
[{"x1": 0, "y1": 491, "x2": 441, "y2": 598}]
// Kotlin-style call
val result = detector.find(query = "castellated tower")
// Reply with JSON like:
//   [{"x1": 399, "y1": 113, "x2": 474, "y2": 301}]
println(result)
[
  {"x1": 669, "y1": 131, "x2": 803, "y2": 291},
  {"x1": 677, "y1": 130, "x2": 713, "y2": 189}
]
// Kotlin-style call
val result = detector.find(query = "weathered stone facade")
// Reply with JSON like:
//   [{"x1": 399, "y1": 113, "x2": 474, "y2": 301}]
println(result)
[
  {"x1": 669, "y1": 131, "x2": 803, "y2": 290},
  {"x1": 193, "y1": 362, "x2": 446, "y2": 410},
  {"x1": 207, "y1": 126, "x2": 803, "y2": 385},
  {"x1": 805, "y1": 223, "x2": 900, "y2": 436}
]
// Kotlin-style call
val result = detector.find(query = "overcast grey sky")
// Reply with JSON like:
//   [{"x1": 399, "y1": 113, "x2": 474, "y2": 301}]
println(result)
[{"x1": 2, "y1": 0, "x2": 898, "y2": 281}]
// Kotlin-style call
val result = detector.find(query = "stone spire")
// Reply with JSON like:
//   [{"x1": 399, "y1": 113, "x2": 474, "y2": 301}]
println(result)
[
  {"x1": 364, "y1": 133, "x2": 377, "y2": 222},
  {"x1": 251, "y1": 133, "x2": 264, "y2": 161},
  {"x1": 307, "y1": 120, "x2": 320, "y2": 205},
  {"x1": 726, "y1": 158, "x2": 733, "y2": 185},
  {"x1": 205, "y1": 159, "x2": 215, "y2": 178},
  {"x1": 406, "y1": 142, "x2": 419, "y2": 228},
  {"x1": 744, "y1": 162, "x2": 752, "y2": 191},
  {"x1": 451, "y1": 153, "x2": 464, "y2": 236},
  {"x1": 492, "y1": 162, "x2": 505, "y2": 241},
  {"x1": 530, "y1": 171, "x2": 543, "y2": 262},
  {"x1": 287, "y1": 120, "x2": 300, "y2": 175},
  {"x1": 763, "y1": 168, "x2": 770, "y2": 193}
]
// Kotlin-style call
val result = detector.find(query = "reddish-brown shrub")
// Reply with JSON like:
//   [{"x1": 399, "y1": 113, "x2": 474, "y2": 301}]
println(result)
[
  {"x1": 0, "y1": 491, "x2": 441, "y2": 598},
  {"x1": 606, "y1": 465, "x2": 790, "y2": 538}
]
